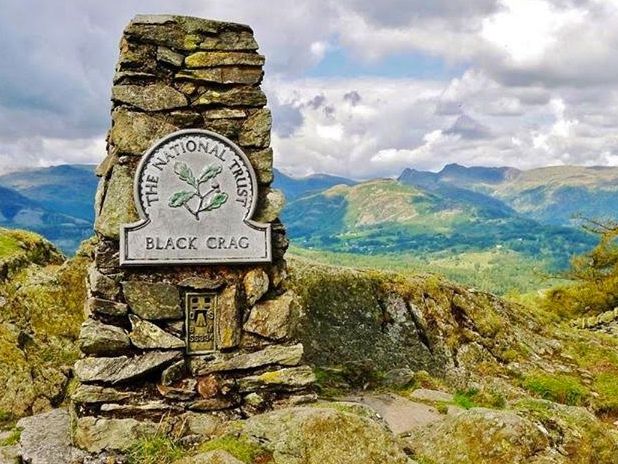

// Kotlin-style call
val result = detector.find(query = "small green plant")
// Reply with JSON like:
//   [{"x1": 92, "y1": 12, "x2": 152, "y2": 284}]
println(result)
[
  {"x1": 169, "y1": 161, "x2": 228, "y2": 220},
  {"x1": 523, "y1": 372, "x2": 589, "y2": 406},
  {"x1": 473, "y1": 388, "x2": 507, "y2": 409},
  {"x1": 452, "y1": 389, "x2": 479, "y2": 409},
  {"x1": 199, "y1": 435, "x2": 271, "y2": 463},
  {"x1": 0, "y1": 428, "x2": 20, "y2": 446},
  {"x1": 126, "y1": 434, "x2": 185, "y2": 464},
  {"x1": 543, "y1": 219, "x2": 618, "y2": 318},
  {"x1": 435, "y1": 402, "x2": 449, "y2": 414}
]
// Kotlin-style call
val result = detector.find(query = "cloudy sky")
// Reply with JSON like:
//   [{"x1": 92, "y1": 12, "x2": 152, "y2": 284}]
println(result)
[{"x1": 1, "y1": 0, "x2": 618, "y2": 178}]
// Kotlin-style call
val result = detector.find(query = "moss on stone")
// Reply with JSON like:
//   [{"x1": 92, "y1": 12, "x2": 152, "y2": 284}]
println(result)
[
  {"x1": 0, "y1": 235, "x2": 88, "y2": 419},
  {"x1": 226, "y1": 406, "x2": 409, "y2": 464},
  {"x1": 199, "y1": 435, "x2": 269, "y2": 463},
  {"x1": 515, "y1": 399, "x2": 618, "y2": 463}
]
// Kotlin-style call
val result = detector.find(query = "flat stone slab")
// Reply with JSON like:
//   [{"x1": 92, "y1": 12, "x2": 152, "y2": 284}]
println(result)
[
  {"x1": 238, "y1": 366, "x2": 316, "y2": 393},
  {"x1": 190, "y1": 343, "x2": 303, "y2": 375},
  {"x1": 17, "y1": 409, "x2": 86, "y2": 464},
  {"x1": 74, "y1": 416, "x2": 158, "y2": 454},
  {"x1": 409, "y1": 388, "x2": 454, "y2": 403},
  {"x1": 74, "y1": 350, "x2": 182, "y2": 384},
  {"x1": 342, "y1": 393, "x2": 446, "y2": 435},
  {"x1": 129, "y1": 315, "x2": 185, "y2": 349}
]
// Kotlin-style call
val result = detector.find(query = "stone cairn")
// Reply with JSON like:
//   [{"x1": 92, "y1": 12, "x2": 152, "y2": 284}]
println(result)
[{"x1": 72, "y1": 15, "x2": 315, "y2": 449}]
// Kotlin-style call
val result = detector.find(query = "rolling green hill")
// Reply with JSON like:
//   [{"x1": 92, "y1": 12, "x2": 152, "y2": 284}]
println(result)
[
  {"x1": 0, "y1": 164, "x2": 97, "y2": 221},
  {"x1": 282, "y1": 178, "x2": 596, "y2": 293}
]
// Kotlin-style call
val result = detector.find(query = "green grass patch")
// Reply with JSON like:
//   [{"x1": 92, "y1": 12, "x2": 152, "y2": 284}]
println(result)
[
  {"x1": 435, "y1": 402, "x2": 449, "y2": 414},
  {"x1": 126, "y1": 434, "x2": 185, "y2": 464},
  {"x1": 523, "y1": 372, "x2": 589, "y2": 405},
  {"x1": 450, "y1": 387, "x2": 507, "y2": 410},
  {"x1": 0, "y1": 428, "x2": 20, "y2": 446},
  {"x1": 593, "y1": 372, "x2": 618, "y2": 415},
  {"x1": 199, "y1": 435, "x2": 271, "y2": 463},
  {"x1": 452, "y1": 389, "x2": 479, "y2": 409},
  {"x1": 0, "y1": 234, "x2": 21, "y2": 258},
  {"x1": 289, "y1": 246, "x2": 566, "y2": 296}
]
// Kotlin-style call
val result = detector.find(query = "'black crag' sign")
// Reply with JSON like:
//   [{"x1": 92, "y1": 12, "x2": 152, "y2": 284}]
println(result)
[{"x1": 121, "y1": 129, "x2": 271, "y2": 265}]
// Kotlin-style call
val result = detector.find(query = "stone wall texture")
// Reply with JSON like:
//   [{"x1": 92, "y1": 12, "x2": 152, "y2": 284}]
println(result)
[{"x1": 73, "y1": 15, "x2": 315, "y2": 441}]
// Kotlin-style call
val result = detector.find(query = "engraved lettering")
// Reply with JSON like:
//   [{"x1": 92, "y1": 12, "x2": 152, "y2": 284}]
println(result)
[
  {"x1": 144, "y1": 174, "x2": 159, "y2": 206},
  {"x1": 122, "y1": 130, "x2": 271, "y2": 266},
  {"x1": 186, "y1": 293, "x2": 216, "y2": 354}
]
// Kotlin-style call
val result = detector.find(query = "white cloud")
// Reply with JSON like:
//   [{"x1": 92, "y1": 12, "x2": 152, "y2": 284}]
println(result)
[
  {"x1": 481, "y1": 0, "x2": 586, "y2": 65},
  {"x1": 0, "y1": 136, "x2": 105, "y2": 175},
  {"x1": 1, "y1": 0, "x2": 618, "y2": 177}
]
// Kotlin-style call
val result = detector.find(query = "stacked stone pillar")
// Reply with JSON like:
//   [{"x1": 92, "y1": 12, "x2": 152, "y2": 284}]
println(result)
[{"x1": 72, "y1": 15, "x2": 315, "y2": 444}]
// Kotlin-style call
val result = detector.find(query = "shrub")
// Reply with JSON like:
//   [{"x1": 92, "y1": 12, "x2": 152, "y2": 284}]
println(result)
[{"x1": 544, "y1": 220, "x2": 618, "y2": 318}]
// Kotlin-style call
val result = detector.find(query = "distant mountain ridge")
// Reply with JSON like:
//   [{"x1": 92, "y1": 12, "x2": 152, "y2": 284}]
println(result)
[
  {"x1": 0, "y1": 164, "x2": 97, "y2": 221},
  {"x1": 0, "y1": 163, "x2": 616, "y2": 263},
  {"x1": 399, "y1": 164, "x2": 518, "y2": 188},
  {"x1": 399, "y1": 163, "x2": 618, "y2": 226},
  {"x1": 272, "y1": 168, "x2": 357, "y2": 200},
  {"x1": 0, "y1": 182, "x2": 91, "y2": 255}
]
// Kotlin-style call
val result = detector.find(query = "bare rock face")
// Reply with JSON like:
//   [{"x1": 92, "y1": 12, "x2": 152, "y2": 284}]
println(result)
[
  {"x1": 402, "y1": 401, "x2": 618, "y2": 464},
  {"x1": 129, "y1": 315, "x2": 185, "y2": 349},
  {"x1": 190, "y1": 343, "x2": 304, "y2": 375},
  {"x1": 109, "y1": 108, "x2": 178, "y2": 155},
  {"x1": 17, "y1": 409, "x2": 86, "y2": 464},
  {"x1": 244, "y1": 291, "x2": 300, "y2": 340},
  {"x1": 243, "y1": 268, "x2": 269, "y2": 306},
  {"x1": 0, "y1": 245, "x2": 88, "y2": 420},
  {"x1": 238, "y1": 366, "x2": 316, "y2": 393},
  {"x1": 111, "y1": 83, "x2": 187, "y2": 111},
  {"x1": 223, "y1": 407, "x2": 411, "y2": 464},
  {"x1": 122, "y1": 281, "x2": 182, "y2": 320},
  {"x1": 94, "y1": 164, "x2": 139, "y2": 240},
  {"x1": 74, "y1": 416, "x2": 158, "y2": 454},
  {"x1": 71, "y1": 385, "x2": 135, "y2": 405}
]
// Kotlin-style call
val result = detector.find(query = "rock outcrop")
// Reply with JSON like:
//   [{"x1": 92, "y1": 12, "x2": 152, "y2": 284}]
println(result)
[{"x1": 0, "y1": 231, "x2": 87, "y2": 420}]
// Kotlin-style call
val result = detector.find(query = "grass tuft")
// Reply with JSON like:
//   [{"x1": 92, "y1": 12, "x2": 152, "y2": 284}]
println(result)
[
  {"x1": 126, "y1": 434, "x2": 185, "y2": 464},
  {"x1": 523, "y1": 372, "x2": 589, "y2": 406}
]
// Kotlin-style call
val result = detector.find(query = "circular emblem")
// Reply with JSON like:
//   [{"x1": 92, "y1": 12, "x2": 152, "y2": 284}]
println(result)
[
  {"x1": 121, "y1": 129, "x2": 271, "y2": 266},
  {"x1": 136, "y1": 130, "x2": 257, "y2": 222}
]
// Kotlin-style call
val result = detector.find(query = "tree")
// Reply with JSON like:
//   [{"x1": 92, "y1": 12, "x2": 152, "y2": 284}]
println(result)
[{"x1": 545, "y1": 219, "x2": 618, "y2": 318}]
